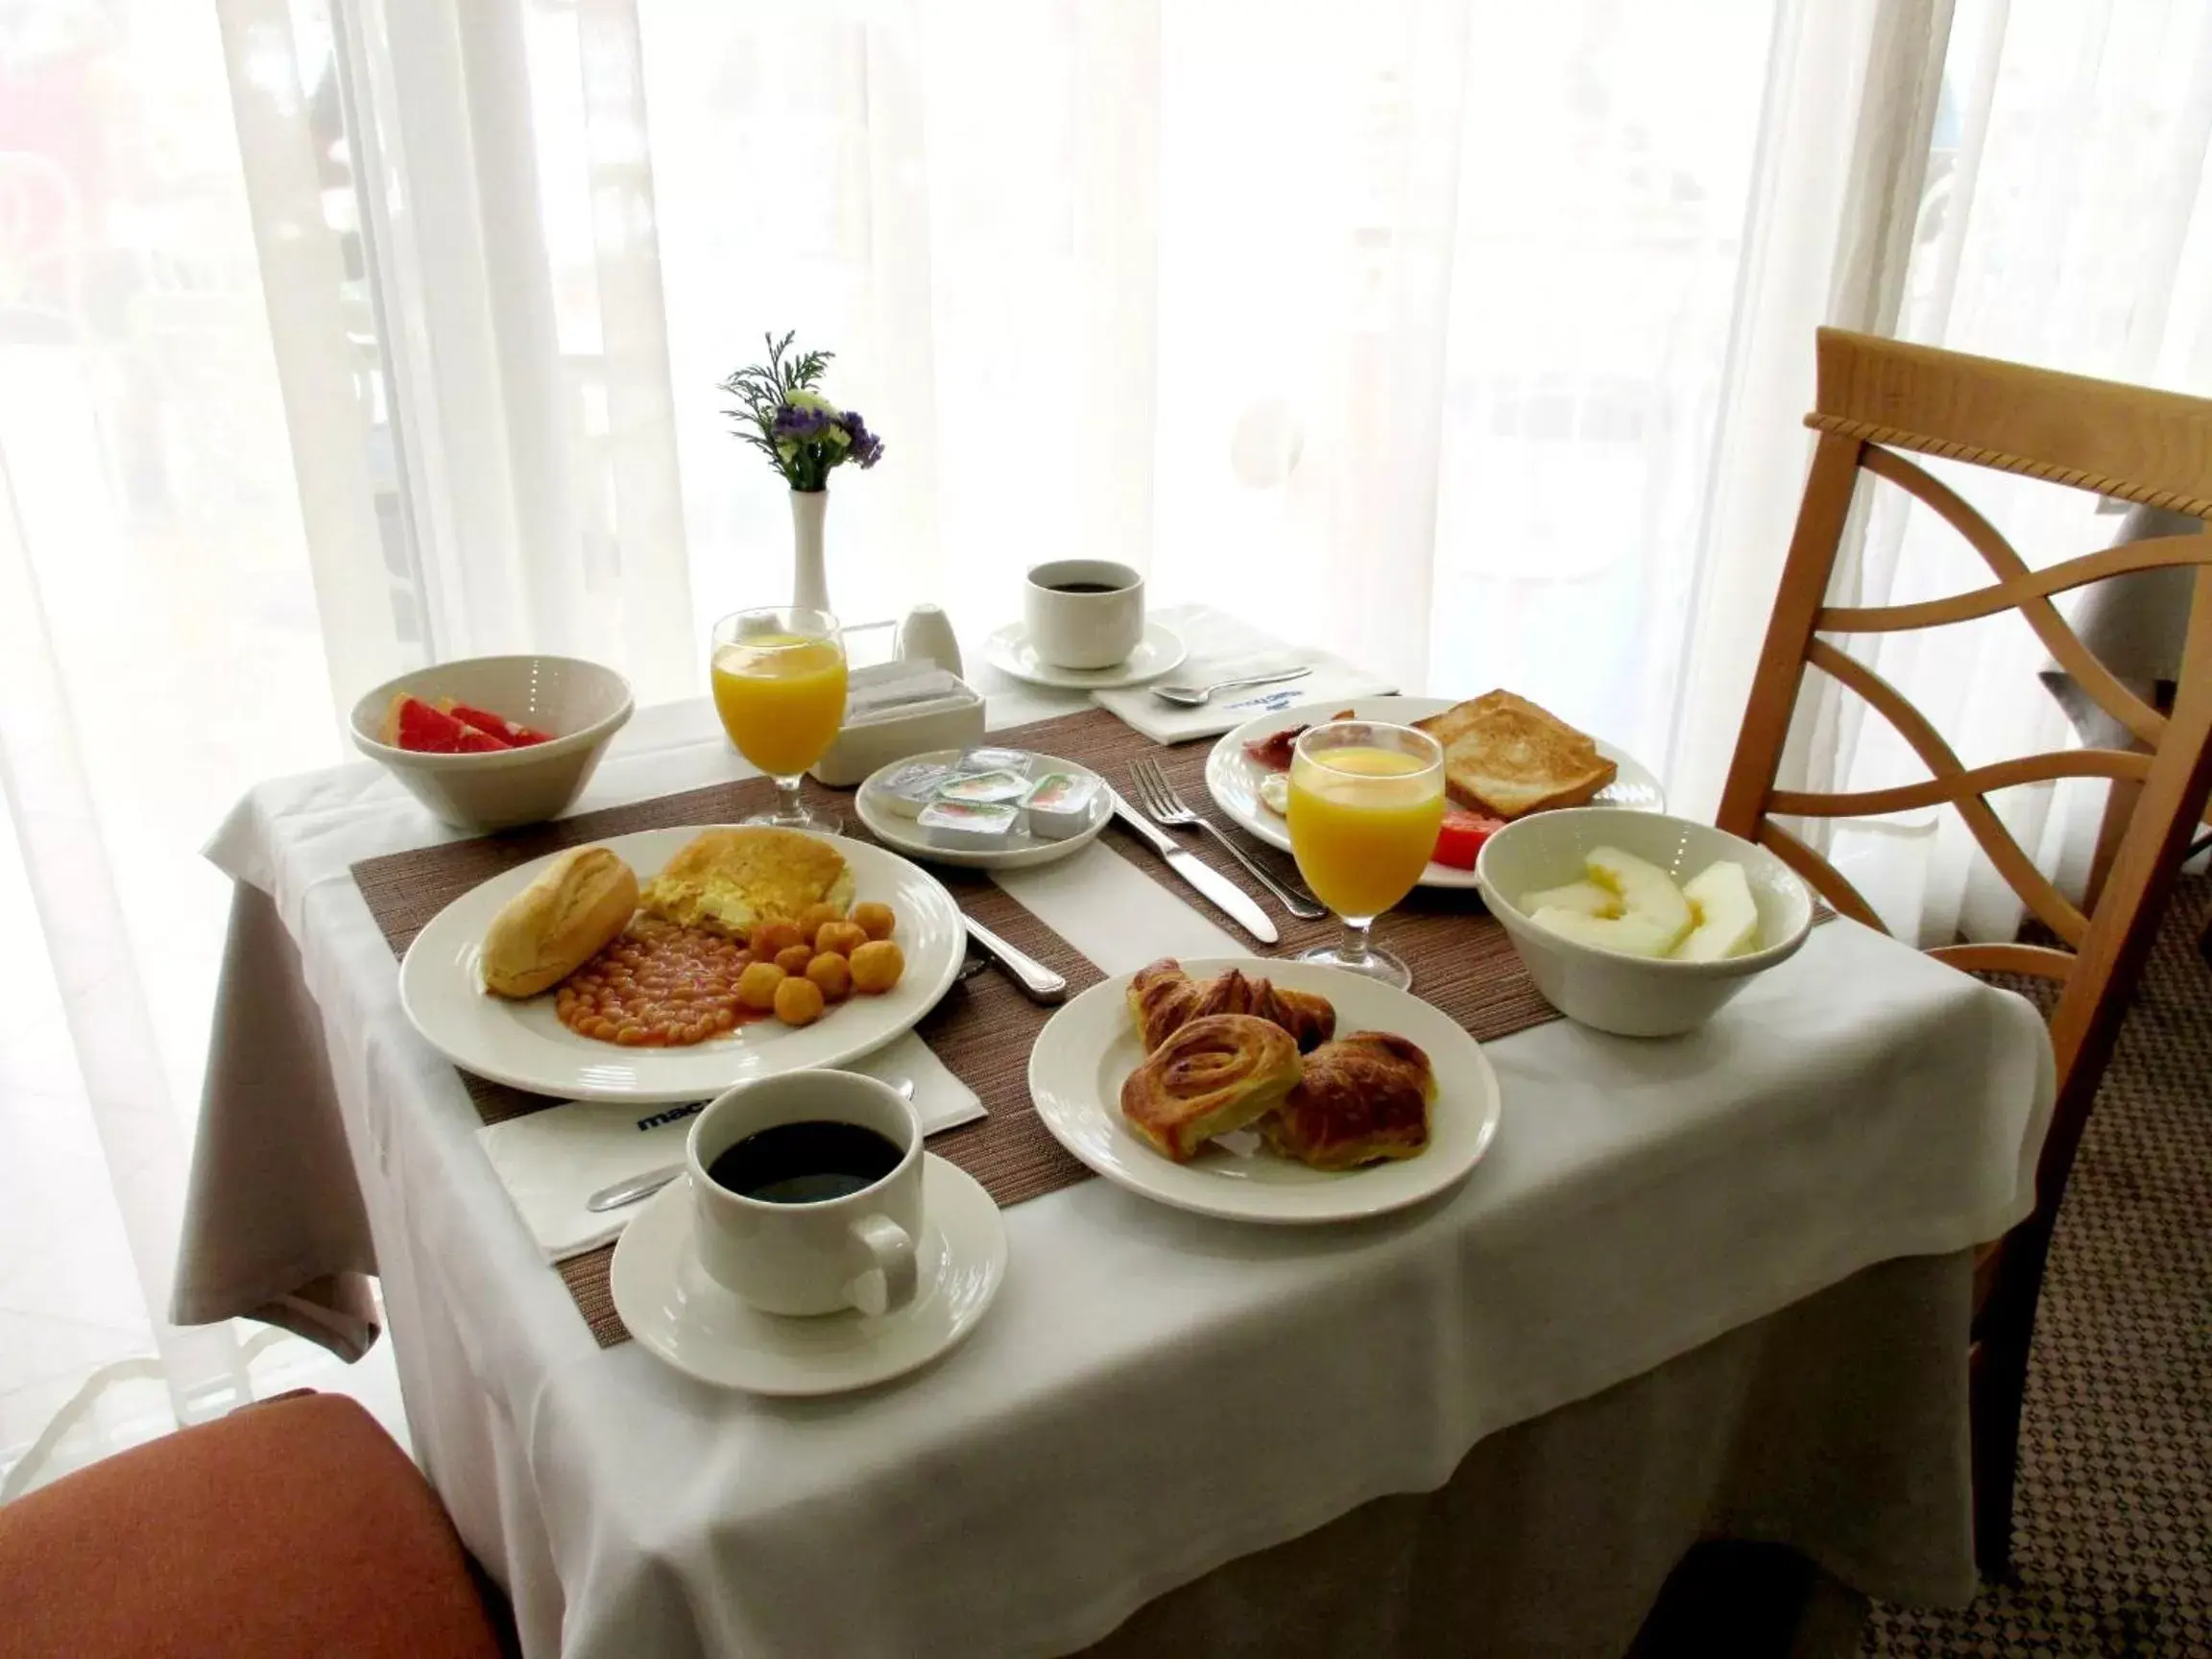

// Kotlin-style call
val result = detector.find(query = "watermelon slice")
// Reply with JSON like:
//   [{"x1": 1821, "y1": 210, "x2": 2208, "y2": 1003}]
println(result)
[
  {"x1": 381, "y1": 694, "x2": 512, "y2": 754},
  {"x1": 439, "y1": 699, "x2": 553, "y2": 747}
]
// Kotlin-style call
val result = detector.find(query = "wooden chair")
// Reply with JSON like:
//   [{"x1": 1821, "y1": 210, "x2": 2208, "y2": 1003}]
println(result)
[{"x1": 1716, "y1": 328, "x2": 2212, "y2": 1577}]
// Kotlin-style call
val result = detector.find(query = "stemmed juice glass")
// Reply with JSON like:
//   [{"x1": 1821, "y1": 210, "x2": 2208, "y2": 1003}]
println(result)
[
  {"x1": 1285, "y1": 720, "x2": 1446, "y2": 989},
  {"x1": 709, "y1": 607, "x2": 849, "y2": 831}
]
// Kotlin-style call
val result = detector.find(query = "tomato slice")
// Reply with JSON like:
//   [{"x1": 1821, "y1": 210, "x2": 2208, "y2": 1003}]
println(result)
[{"x1": 1431, "y1": 807, "x2": 1503, "y2": 870}]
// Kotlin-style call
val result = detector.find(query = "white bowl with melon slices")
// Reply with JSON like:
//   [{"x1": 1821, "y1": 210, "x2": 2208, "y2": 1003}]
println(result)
[{"x1": 1475, "y1": 807, "x2": 1815, "y2": 1037}]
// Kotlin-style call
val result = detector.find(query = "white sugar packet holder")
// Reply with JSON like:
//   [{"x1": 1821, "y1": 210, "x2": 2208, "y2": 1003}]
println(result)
[
  {"x1": 1090, "y1": 605, "x2": 1395, "y2": 743},
  {"x1": 477, "y1": 1033, "x2": 982, "y2": 1262}
]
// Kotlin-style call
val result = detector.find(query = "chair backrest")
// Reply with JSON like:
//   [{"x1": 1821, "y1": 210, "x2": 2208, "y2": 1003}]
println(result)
[{"x1": 1718, "y1": 328, "x2": 2212, "y2": 1220}]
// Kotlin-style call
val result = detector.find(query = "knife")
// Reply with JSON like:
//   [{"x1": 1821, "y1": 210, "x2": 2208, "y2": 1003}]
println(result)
[
  {"x1": 1109, "y1": 787, "x2": 1280, "y2": 944},
  {"x1": 965, "y1": 915, "x2": 1068, "y2": 1002}
]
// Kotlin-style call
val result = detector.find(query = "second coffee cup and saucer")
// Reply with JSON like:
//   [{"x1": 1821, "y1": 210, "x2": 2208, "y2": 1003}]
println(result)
[
  {"x1": 609, "y1": 1070, "x2": 1007, "y2": 1396},
  {"x1": 983, "y1": 559, "x2": 1188, "y2": 689}
]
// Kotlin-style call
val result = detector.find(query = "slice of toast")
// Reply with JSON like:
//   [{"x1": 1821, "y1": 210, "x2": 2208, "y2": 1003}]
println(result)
[{"x1": 1412, "y1": 690, "x2": 1616, "y2": 819}]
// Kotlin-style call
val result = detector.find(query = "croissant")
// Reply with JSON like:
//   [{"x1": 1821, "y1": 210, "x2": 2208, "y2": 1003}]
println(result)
[
  {"x1": 1120, "y1": 1014, "x2": 1304, "y2": 1163},
  {"x1": 1126, "y1": 959, "x2": 1336, "y2": 1054},
  {"x1": 1128, "y1": 958, "x2": 1204, "y2": 1052},
  {"x1": 1190, "y1": 968, "x2": 1336, "y2": 1053},
  {"x1": 1262, "y1": 1030, "x2": 1435, "y2": 1170}
]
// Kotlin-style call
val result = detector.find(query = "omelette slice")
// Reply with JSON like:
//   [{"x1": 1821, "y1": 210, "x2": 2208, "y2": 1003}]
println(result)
[{"x1": 639, "y1": 828, "x2": 855, "y2": 938}]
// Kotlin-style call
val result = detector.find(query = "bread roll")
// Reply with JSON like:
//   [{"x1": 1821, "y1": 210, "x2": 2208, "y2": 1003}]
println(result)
[{"x1": 480, "y1": 846, "x2": 639, "y2": 998}]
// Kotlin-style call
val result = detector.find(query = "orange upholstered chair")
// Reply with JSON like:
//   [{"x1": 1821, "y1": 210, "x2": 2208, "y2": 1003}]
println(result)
[{"x1": 0, "y1": 1391, "x2": 508, "y2": 1659}]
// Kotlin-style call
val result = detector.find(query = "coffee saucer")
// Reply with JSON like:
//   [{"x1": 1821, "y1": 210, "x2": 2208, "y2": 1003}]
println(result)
[
  {"x1": 982, "y1": 620, "x2": 1187, "y2": 690},
  {"x1": 609, "y1": 1154, "x2": 1007, "y2": 1395}
]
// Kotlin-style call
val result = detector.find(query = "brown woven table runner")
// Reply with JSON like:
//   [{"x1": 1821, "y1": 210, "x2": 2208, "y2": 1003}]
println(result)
[
  {"x1": 992, "y1": 709, "x2": 1564, "y2": 1038},
  {"x1": 351, "y1": 708, "x2": 1578, "y2": 1347}
]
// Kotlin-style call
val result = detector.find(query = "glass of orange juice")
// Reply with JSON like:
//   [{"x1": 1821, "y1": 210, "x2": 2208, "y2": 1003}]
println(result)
[
  {"x1": 1286, "y1": 720, "x2": 1446, "y2": 988},
  {"x1": 710, "y1": 607, "x2": 849, "y2": 830}
]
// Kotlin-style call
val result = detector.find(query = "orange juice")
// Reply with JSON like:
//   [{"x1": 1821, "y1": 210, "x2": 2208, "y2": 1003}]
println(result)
[
  {"x1": 711, "y1": 633, "x2": 848, "y2": 778},
  {"x1": 1286, "y1": 745, "x2": 1445, "y2": 920}
]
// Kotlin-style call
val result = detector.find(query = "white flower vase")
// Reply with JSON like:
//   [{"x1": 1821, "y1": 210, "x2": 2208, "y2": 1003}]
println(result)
[{"x1": 790, "y1": 488, "x2": 830, "y2": 612}]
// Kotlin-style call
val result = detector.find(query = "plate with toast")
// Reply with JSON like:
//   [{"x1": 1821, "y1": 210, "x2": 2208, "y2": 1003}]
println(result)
[{"x1": 1204, "y1": 693, "x2": 1663, "y2": 891}]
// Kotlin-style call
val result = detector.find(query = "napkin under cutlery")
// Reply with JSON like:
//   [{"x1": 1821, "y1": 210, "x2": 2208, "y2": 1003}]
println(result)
[
  {"x1": 1092, "y1": 606, "x2": 1395, "y2": 744},
  {"x1": 477, "y1": 1033, "x2": 982, "y2": 1262}
]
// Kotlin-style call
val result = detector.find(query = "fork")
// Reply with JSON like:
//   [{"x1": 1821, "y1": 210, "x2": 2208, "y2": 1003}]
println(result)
[{"x1": 1127, "y1": 757, "x2": 1328, "y2": 919}]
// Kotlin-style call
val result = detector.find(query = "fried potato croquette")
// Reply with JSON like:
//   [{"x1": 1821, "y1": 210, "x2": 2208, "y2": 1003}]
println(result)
[
  {"x1": 805, "y1": 951, "x2": 852, "y2": 1001},
  {"x1": 849, "y1": 939, "x2": 905, "y2": 995},
  {"x1": 851, "y1": 902, "x2": 896, "y2": 941},
  {"x1": 773, "y1": 974, "x2": 827, "y2": 1025},
  {"x1": 799, "y1": 902, "x2": 845, "y2": 943},
  {"x1": 736, "y1": 961, "x2": 786, "y2": 1010},
  {"x1": 749, "y1": 919, "x2": 803, "y2": 959},
  {"x1": 774, "y1": 944, "x2": 814, "y2": 975},
  {"x1": 816, "y1": 920, "x2": 868, "y2": 960}
]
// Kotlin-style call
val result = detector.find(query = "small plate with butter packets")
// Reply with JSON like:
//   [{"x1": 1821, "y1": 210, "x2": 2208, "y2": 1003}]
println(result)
[{"x1": 855, "y1": 748, "x2": 1115, "y2": 870}]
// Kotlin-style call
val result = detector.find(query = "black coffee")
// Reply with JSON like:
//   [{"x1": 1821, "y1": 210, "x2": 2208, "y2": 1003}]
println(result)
[
  {"x1": 1046, "y1": 581, "x2": 1123, "y2": 594},
  {"x1": 708, "y1": 1120, "x2": 902, "y2": 1205}
]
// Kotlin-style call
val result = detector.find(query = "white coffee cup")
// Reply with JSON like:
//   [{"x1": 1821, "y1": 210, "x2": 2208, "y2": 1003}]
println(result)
[
  {"x1": 1023, "y1": 559, "x2": 1144, "y2": 671},
  {"x1": 685, "y1": 1070, "x2": 923, "y2": 1317}
]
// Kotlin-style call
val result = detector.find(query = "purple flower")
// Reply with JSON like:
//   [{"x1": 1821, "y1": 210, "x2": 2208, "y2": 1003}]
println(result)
[
  {"x1": 837, "y1": 409, "x2": 885, "y2": 469},
  {"x1": 772, "y1": 402, "x2": 830, "y2": 441}
]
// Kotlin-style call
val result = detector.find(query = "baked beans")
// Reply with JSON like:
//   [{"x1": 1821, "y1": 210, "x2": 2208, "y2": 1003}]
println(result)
[{"x1": 554, "y1": 923, "x2": 757, "y2": 1047}]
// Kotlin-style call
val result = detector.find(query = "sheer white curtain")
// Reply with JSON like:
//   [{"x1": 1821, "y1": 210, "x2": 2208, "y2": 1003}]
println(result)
[
  {"x1": 1815, "y1": 0, "x2": 2212, "y2": 945},
  {"x1": 0, "y1": 0, "x2": 381, "y2": 1490},
  {"x1": 180, "y1": 0, "x2": 1967, "y2": 782},
  {"x1": 638, "y1": 0, "x2": 1926, "y2": 781}
]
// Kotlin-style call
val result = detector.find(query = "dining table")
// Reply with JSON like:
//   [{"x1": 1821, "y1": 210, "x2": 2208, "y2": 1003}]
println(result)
[{"x1": 172, "y1": 642, "x2": 2056, "y2": 1659}]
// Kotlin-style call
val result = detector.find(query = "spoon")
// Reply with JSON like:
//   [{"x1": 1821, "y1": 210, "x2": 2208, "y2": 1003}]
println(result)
[
  {"x1": 585, "y1": 1074, "x2": 916, "y2": 1214},
  {"x1": 1151, "y1": 666, "x2": 1311, "y2": 708}
]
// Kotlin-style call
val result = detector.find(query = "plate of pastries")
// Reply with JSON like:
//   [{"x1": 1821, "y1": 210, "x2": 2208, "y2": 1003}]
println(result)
[
  {"x1": 1205, "y1": 692, "x2": 1665, "y2": 891},
  {"x1": 399, "y1": 826, "x2": 964, "y2": 1102},
  {"x1": 1025, "y1": 956, "x2": 1503, "y2": 1223}
]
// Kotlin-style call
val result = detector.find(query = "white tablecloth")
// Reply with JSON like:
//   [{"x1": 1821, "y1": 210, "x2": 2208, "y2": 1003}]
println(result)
[{"x1": 177, "y1": 680, "x2": 2054, "y2": 1658}]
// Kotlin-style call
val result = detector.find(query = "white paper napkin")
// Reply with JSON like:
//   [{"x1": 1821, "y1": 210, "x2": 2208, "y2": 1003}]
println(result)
[
  {"x1": 476, "y1": 1033, "x2": 983, "y2": 1262},
  {"x1": 843, "y1": 661, "x2": 968, "y2": 721},
  {"x1": 1091, "y1": 605, "x2": 1396, "y2": 744}
]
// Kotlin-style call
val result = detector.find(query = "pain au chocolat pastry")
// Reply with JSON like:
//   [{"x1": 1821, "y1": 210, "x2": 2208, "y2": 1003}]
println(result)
[
  {"x1": 1119, "y1": 1014, "x2": 1304, "y2": 1163},
  {"x1": 1126, "y1": 959, "x2": 1336, "y2": 1054},
  {"x1": 1262, "y1": 1030, "x2": 1436, "y2": 1170}
]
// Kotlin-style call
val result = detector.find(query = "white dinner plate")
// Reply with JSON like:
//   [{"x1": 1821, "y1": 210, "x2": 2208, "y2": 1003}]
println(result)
[
  {"x1": 982, "y1": 619, "x2": 1187, "y2": 690},
  {"x1": 399, "y1": 828, "x2": 964, "y2": 1103},
  {"x1": 611, "y1": 1156, "x2": 1007, "y2": 1395},
  {"x1": 854, "y1": 749, "x2": 1113, "y2": 870},
  {"x1": 1027, "y1": 957, "x2": 1503, "y2": 1224},
  {"x1": 1203, "y1": 695, "x2": 1666, "y2": 892}
]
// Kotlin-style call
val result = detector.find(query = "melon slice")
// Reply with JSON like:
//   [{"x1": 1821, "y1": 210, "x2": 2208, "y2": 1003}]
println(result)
[
  {"x1": 440, "y1": 699, "x2": 553, "y2": 747},
  {"x1": 382, "y1": 694, "x2": 511, "y2": 754},
  {"x1": 1523, "y1": 879, "x2": 1619, "y2": 919},
  {"x1": 1528, "y1": 906, "x2": 1680, "y2": 958},
  {"x1": 1585, "y1": 846, "x2": 1694, "y2": 954},
  {"x1": 1677, "y1": 861, "x2": 1761, "y2": 961}
]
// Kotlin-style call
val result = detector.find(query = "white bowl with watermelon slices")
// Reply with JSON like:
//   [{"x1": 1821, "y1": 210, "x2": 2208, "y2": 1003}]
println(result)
[{"x1": 349, "y1": 655, "x2": 633, "y2": 832}]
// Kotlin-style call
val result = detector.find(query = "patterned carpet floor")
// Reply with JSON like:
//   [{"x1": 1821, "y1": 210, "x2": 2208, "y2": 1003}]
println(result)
[{"x1": 1862, "y1": 877, "x2": 2212, "y2": 1657}]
